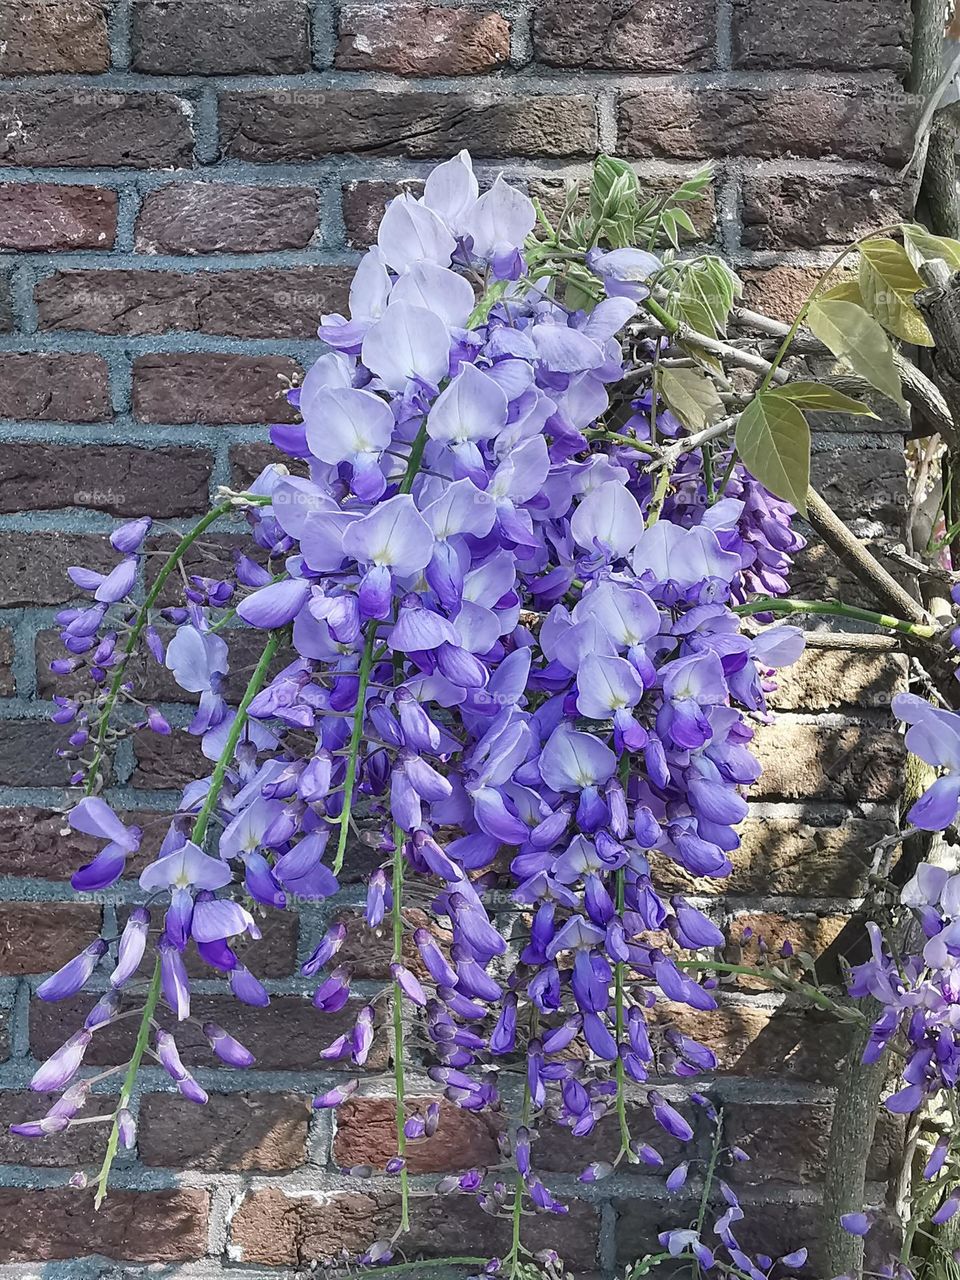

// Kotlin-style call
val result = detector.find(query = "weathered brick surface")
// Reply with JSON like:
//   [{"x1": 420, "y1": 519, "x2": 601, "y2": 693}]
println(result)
[
  {"x1": 220, "y1": 91, "x2": 599, "y2": 160},
  {"x1": 0, "y1": 1092, "x2": 116, "y2": 1167},
  {"x1": 231, "y1": 1188, "x2": 600, "y2": 1269},
  {"x1": 337, "y1": 5, "x2": 511, "y2": 75},
  {"x1": 533, "y1": 0, "x2": 715, "y2": 69},
  {"x1": 132, "y1": 354, "x2": 301, "y2": 424},
  {"x1": 731, "y1": 0, "x2": 912, "y2": 71},
  {"x1": 139, "y1": 1092, "x2": 310, "y2": 1170},
  {"x1": 741, "y1": 174, "x2": 906, "y2": 249},
  {"x1": 768, "y1": 647, "x2": 907, "y2": 711},
  {"x1": 752, "y1": 722, "x2": 904, "y2": 803},
  {"x1": 0, "y1": 443, "x2": 212, "y2": 516},
  {"x1": 0, "y1": 2, "x2": 110, "y2": 75},
  {"x1": 132, "y1": 0, "x2": 311, "y2": 73},
  {"x1": 0, "y1": 532, "x2": 115, "y2": 606},
  {"x1": 0, "y1": 354, "x2": 111, "y2": 422},
  {"x1": 0, "y1": 630, "x2": 13, "y2": 697},
  {"x1": 0, "y1": 185, "x2": 117, "y2": 251},
  {"x1": 0, "y1": 902, "x2": 101, "y2": 975},
  {"x1": 0, "y1": 93, "x2": 194, "y2": 168},
  {"x1": 136, "y1": 183, "x2": 319, "y2": 254},
  {"x1": 0, "y1": 805, "x2": 165, "y2": 878},
  {"x1": 0, "y1": 720, "x2": 76, "y2": 786},
  {"x1": 333, "y1": 1097, "x2": 500, "y2": 1174},
  {"x1": 618, "y1": 87, "x2": 919, "y2": 166},
  {"x1": 342, "y1": 178, "x2": 426, "y2": 248},
  {"x1": 0, "y1": 1188, "x2": 208, "y2": 1263},
  {"x1": 35, "y1": 267, "x2": 350, "y2": 338}
]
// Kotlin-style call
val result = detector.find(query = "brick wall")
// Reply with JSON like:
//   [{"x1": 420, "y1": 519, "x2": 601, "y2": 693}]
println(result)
[{"x1": 0, "y1": 0, "x2": 916, "y2": 1274}]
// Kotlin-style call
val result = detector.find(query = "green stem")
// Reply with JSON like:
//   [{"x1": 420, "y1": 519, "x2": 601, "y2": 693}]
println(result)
[
  {"x1": 733, "y1": 596, "x2": 939, "y2": 639},
  {"x1": 675, "y1": 959, "x2": 866, "y2": 1022},
  {"x1": 93, "y1": 627, "x2": 283, "y2": 1207},
  {"x1": 93, "y1": 958, "x2": 161, "y2": 1209},
  {"x1": 391, "y1": 824, "x2": 410, "y2": 1235},
  {"x1": 696, "y1": 1109, "x2": 725, "y2": 1236},
  {"x1": 85, "y1": 498, "x2": 266, "y2": 794},
  {"x1": 333, "y1": 623, "x2": 378, "y2": 876}
]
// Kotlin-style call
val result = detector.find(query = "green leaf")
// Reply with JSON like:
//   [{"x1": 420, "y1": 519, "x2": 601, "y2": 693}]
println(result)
[
  {"x1": 735, "y1": 393, "x2": 810, "y2": 515},
  {"x1": 902, "y1": 221, "x2": 960, "y2": 271},
  {"x1": 659, "y1": 367, "x2": 724, "y2": 432},
  {"x1": 858, "y1": 238, "x2": 933, "y2": 346},
  {"x1": 805, "y1": 299, "x2": 905, "y2": 407},
  {"x1": 820, "y1": 279, "x2": 864, "y2": 305},
  {"x1": 768, "y1": 381, "x2": 878, "y2": 417},
  {"x1": 590, "y1": 155, "x2": 639, "y2": 223}
]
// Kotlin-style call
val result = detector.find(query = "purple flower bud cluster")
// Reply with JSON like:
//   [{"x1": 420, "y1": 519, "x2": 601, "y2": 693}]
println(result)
[{"x1": 28, "y1": 152, "x2": 818, "y2": 1255}]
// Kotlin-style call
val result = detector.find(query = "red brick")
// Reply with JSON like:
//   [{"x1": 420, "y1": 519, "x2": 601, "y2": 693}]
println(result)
[
  {"x1": 139, "y1": 1091, "x2": 310, "y2": 1170},
  {"x1": 0, "y1": 902, "x2": 101, "y2": 976},
  {"x1": 36, "y1": 267, "x2": 350, "y2": 339},
  {"x1": 132, "y1": 353, "x2": 301, "y2": 424},
  {"x1": 132, "y1": 0, "x2": 311, "y2": 73},
  {"x1": 0, "y1": 1091, "x2": 116, "y2": 1167},
  {"x1": 334, "y1": 1097, "x2": 500, "y2": 1174},
  {"x1": 231, "y1": 1187, "x2": 600, "y2": 1269},
  {"x1": 0, "y1": 1187, "x2": 208, "y2": 1263},
  {"x1": 0, "y1": 2, "x2": 110, "y2": 74},
  {"x1": 131, "y1": 727, "x2": 208, "y2": 788},
  {"x1": 731, "y1": 0, "x2": 911, "y2": 71},
  {"x1": 618, "y1": 86, "x2": 919, "y2": 167},
  {"x1": 342, "y1": 178, "x2": 425, "y2": 249},
  {"x1": 0, "y1": 354, "x2": 111, "y2": 422},
  {"x1": 0, "y1": 92, "x2": 194, "y2": 168},
  {"x1": 0, "y1": 444, "x2": 211, "y2": 517},
  {"x1": 336, "y1": 5, "x2": 510, "y2": 75},
  {"x1": 533, "y1": 0, "x2": 714, "y2": 69},
  {"x1": 136, "y1": 182, "x2": 318, "y2": 254},
  {"x1": 0, "y1": 185, "x2": 116, "y2": 251},
  {"x1": 220, "y1": 90, "x2": 598, "y2": 160}
]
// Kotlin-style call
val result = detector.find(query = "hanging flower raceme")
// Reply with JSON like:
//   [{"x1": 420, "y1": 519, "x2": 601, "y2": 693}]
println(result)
[{"x1": 27, "y1": 149, "x2": 820, "y2": 1275}]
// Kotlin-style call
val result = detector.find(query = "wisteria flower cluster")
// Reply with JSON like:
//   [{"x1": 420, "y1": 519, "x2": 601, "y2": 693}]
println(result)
[{"x1": 30, "y1": 150, "x2": 926, "y2": 1280}]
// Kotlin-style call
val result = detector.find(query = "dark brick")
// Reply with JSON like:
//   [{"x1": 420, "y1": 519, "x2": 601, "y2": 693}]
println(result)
[
  {"x1": 0, "y1": 444, "x2": 211, "y2": 517},
  {"x1": 220, "y1": 90, "x2": 598, "y2": 160},
  {"x1": 36, "y1": 267, "x2": 350, "y2": 339},
  {"x1": 732, "y1": 0, "x2": 911, "y2": 71},
  {"x1": 0, "y1": 805, "x2": 168, "y2": 879},
  {"x1": 724, "y1": 1101, "x2": 904, "y2": 1185},
  {"x1": 618, "y1": 87, "x2": 919, "y2": 167},
  {"x1": 811, "y1": 445, "x2": 907, "y2": 531},
  {"x1": 0, "y1": 532, "x2": 115, "y2": 607},
  {"x1": 139, "y1": 1091, "x2": 310, "y2": 1170},
  {"x1": 0, "y1": 1092, "x2": 115, "y2": 1167},
  {"x1": 741, "y1": 174, "x2": 906, "y2": 250},
  {"x1": 533, "y1": 0, "x2": 714, "y2": 69},
  {"x1": 231, "y1": 1188, "x2": 600, "y2": 1270},
  {"x1": 132, "y1": 0, "x2": 311, "y2": 73},
  {"x1": 0, "y1": 902, "x2": 101, "y2": 975},
  {"x1": 0, "y1": 1, "x2": 110, "y2": 74},
  {"x1": 0, "y1": 185, "x2": 117, "y2": 251},
  {"x1": 136, "y1": 183, "x2": 318, "y2": 254},
  {"x1": 336, "y1": 5, "x2": 510, "y2": 75},
  {"x1": 0, "y1": 720, "x2": 76, "y2": 787},
  {"x1": 132, "y1": 354, "x2": 301, "y2": 424},
  {"x1": 0, "y1": 92, "x2": 194, "y2": 168},
  {"x1": 0, "y1": 1188, "x2": 208, "y2": 1263},
  {"x1": 342, "y1": 178, "x2": 425, "y2": 249},
  {"x1": 0, "y1": 274, "x2": 11, "y2": 332},
  {"x1": 0, "y1": 630, "x2": 13, "y2": 697},
  {"x1": 0, "y1": 354, "x2": 111, "y2": 423},
  {"x1": 229, "y1": 441, "x2": 306, "y2": 490},
  {"x1": 32, "y1": 995, "x2": 388, "y2": 1072},
  {"x1": 118, "y1": 904, "x2": 299, "y2": 979},
  {"x1": 753, "y1": 722, "x2": 904, "y2": 803},
  {"x1": 131, "y1": 727, "x2": 208, "y2": 789}
]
